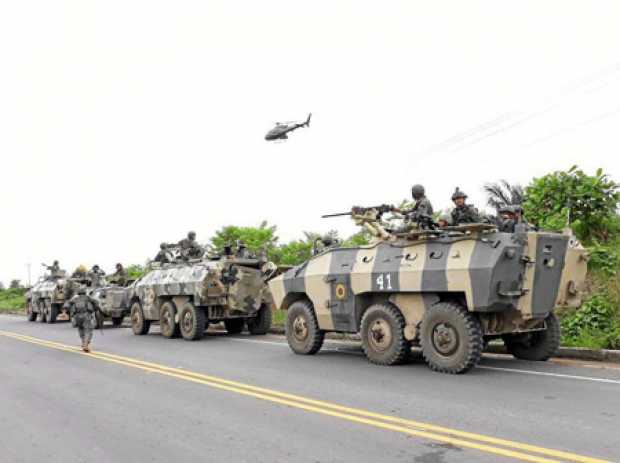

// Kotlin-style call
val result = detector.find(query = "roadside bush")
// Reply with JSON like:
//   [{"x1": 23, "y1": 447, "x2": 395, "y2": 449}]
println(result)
[
  {"x1": 560, "y1": 293, "x2": 620, "y2": 349},
  {"x1": 0, "y1": 288, "x2": 27, "y2": 313}
]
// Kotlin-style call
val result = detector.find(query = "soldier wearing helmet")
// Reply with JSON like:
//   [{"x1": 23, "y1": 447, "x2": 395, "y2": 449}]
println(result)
[
  {"x1": 88, "y1": 264, "x2": 106, "y2": 288},
  {"x1": 394, "y1": 184, "x2": 434, "y2": 229},
  {"x1": 110, "y1": 263, "x2": 128, "y2": 286},
  {"x1": 177, "y1": 231, "x2": 205, "y2": 260},
  {"x1": 497, "y1": 205, "x2": 516, "y2": 232},
  {"x1": 450, "y1": 188, "x2": 481, "y2": 225},
  {"x1": 154, "y1": 243, "x2": 171, "y2": 264},
  {"x1": 64, "y1": 285, "x2": 99, "y2": 352}
]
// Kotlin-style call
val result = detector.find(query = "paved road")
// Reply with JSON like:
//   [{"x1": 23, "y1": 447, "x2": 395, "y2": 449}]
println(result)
[{"x1": 1, "y1": 314, "x2": 619, "y2": 463}]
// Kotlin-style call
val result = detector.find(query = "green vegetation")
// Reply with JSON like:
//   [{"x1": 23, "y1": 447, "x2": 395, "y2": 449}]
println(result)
[{"x1": 0, "y1": 288, "x2": 27, "y2": 314}]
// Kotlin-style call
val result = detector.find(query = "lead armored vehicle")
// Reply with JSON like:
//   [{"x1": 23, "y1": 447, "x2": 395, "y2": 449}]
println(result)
[
  {"x1": 269, "y1": 207, "x2": 587, "y2": 374},
  {"x1": 26, "y1": 270, "x2": 73, "y2": 323},
  {"x1": 126, "y1": 250, "x2": 277, "y2": 341}
]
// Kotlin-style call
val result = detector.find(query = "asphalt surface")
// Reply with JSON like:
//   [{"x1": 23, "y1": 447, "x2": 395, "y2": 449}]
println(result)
[{"x1": 1, "y1": 314, "x2": 619, "y2": 463}]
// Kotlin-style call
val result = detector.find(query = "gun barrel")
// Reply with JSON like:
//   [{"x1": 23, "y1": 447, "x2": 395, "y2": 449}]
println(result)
[{"x1": 321, "y1": 212, "x2": 352, "y2": 218}]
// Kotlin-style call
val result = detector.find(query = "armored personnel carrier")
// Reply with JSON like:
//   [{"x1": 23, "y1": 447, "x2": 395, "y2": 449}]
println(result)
[
  {"x1": 90, "y1": 284, "x2": 132, "y2": 328},
  {"x1": 126, "y1": 250, "x2": 277, "y2": 341},
  {"x1": 26, "y1": 270, "x2": 73, "y2": 323},
  {"x1": 269, "y1": 207, "x2": 588, "y2": 374}
]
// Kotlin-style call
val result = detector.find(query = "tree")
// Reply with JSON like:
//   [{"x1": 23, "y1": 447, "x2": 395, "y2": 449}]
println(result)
[
  {"x1": 522, "y1": 166, "x2": 619, "y2": 242},
  {"x1": 9, "y1": 279, "x2": 22, "y2": 289},
  {"x1": 126, "y1": 264, "x2": 147, "y2": 280},
  {"x1": 484, "y1": 180, "x2": 524, "y2": 210},
  {"x1": 209, "y1": 221, "x2": 279, "y2": 256}
]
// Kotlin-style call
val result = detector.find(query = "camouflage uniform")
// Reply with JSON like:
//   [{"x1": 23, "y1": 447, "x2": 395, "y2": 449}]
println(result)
[
  {"x1": 88, "y1": 266, "x2": 106, "y2": 288},
  {"x1": 66, "y1": 291, "x2": 98, "y2": 351},
  {"x1": 110, "y1": 265, "x2": 128, "y2": 285},
  {"x1": 46, "y1": 261, "x2": 62, "y2": 278},
  {"x1": 178, "y1": 231, "x2": 205, "y2": 260},
  {"x1": 450, "y1": 188, "x2": 481, "y2": 225},
  {"x1": 154, "y1": 243, "x2": 171, "y2": 263}
]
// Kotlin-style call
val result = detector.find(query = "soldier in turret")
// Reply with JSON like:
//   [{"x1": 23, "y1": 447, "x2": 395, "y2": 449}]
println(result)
[
  {"x1": 154, "y1": 243, "x2": 171, "y2": 263},
  {"x1": 497, "y1": 205, "x2": 516, "y2": 232},
  {"x1": 88, "y1": 264, "x2": 106, "y2": 288},
  {"x1": 177, "y1": 231, "x2": 205, "y2": 260},
  {"x1": 44, "y1": 260, "x2": 63, "y2": 278},
  {"x1": 65, "y1": 286, "x2": 99, "y2": 352},
  {"x1": 450, "y1": 188, "x2": 481, "y2": 225},
  {"x1": 110, "y1": 263, "x2": 128, "y2": 286}
]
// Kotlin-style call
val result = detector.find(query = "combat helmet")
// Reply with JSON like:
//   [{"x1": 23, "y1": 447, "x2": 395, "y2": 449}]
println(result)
[
  {"x1": 411, "y1": 184, "x2": 425, "y2": 199},
  {"x1": 451, "y1": 187, "x2": 467, "y2": 201},
  {"x1": 188, "y1": 231, "x2": 196, "y2": 240}
]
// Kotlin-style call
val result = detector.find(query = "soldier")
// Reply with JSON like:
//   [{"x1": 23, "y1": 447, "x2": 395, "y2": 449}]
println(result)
[
  {"x1": 497, "y1": 205, "x2": 516, "y2": 233},
  {"x1": 110, "y1": 263, "x2": 128, "y2": 286},
  {"x1": 236, "y1": 240, "x2": 251, "y2": 259},
  {"x1": 45, "y1": 260, "x2": 62, "y2": 277},
  {"x1": 88, "y1": 264, "x2": 106, "y2": 287},
  {"x1": 72, "y1": 265, "x2": 88, "y2": 279},
  {"x1": 65, "y1": 286, "x2": 98, "y2": 352},
  {"x1": 154, "y1": 243, "x2": 171, "y2": 263},
  {"x1": 313, "y1": 231, "x2": 342, "y2": 255},
  {"x1": 450, "y1": 188, "x2": 481, "y2": 225},
  {"x1": 178, "y1": 231, "x2": 205, "y2": 260}
]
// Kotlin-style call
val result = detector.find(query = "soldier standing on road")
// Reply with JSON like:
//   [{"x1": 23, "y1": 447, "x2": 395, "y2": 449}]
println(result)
[
  {"x1": 450, "y1": 188, "x2": 481, "y2": 225},
  {"x1": 65, "y1": 286, "x2": 98, "y2": 352},
  {"x1": 110, "y1": 263, "x2": 128, "y2": 286}
]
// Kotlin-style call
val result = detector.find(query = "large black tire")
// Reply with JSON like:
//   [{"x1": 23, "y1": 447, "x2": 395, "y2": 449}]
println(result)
[
  {"x1": 179, "y1": 302, "x2": 206, "y2": 341},
  {"x1": 159, "y1": 301, "x2": 180, "y2": 338},
  {"x1": 420, "y1": 301, "x2": 483, "y2": 374},
  {"x1": 130, "y1": 302, "x2": 151, "y2": 335},
  {"x1": 112, "y1": 316, "x2": 124, "y2": 327},
  {"x1": 247, "y1": 304, "x2": 272, "y2": 335},
  {"x1": 502, "y1": 313, "x2": 560, "y2": 361},
  {"x1": 224, "y1": 318, "x2": 245, "y2": 334},
  {"x1": 360, "y1": 303, "x2": 410, "y2": 366},
  {"x1": 286, "y1": 300, "x2": 324, "y2": 355},
  {"x1": 26, "y1": 303, "x2": 37, "y2": 322}
]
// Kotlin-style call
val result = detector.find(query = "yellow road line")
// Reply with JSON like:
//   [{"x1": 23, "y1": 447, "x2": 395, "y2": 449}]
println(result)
[{"x1": 0, "y1": 330, "x2": 610, "y2": 463}]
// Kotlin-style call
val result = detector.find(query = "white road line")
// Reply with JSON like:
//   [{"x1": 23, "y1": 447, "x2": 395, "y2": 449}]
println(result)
[
  {"x1": 478, "y1": 366, "x2": 620, "y2": 385},
  {"x1": 228, "y1": 338, "x2": 620, "y2": 384}
]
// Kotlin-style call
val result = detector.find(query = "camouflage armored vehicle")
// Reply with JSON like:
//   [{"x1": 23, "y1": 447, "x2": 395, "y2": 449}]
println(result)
[
  {"x1": 127, "y1": 251, "x2": 277, "y2": 341},
  {"x1": 90, "y1": 284, "x2": 132, "y2": 328},
  {"x1": 269, "y1": 207, "x2": 588, "y2": 374},
  {"x1": 26, "y1": 270, "x2": 73, "y2": 323}
]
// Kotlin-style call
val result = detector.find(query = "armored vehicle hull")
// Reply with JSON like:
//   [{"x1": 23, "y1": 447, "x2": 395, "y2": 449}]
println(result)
[
  {"x1": 128, "y1": 258, "x2": 274, "y2": 341},
  {"x1": 270, "y1": 229, "x2": 587, "y2": 374},
  {"x1": 90, "y1": 285, "x2": 132, "y2": 328}
]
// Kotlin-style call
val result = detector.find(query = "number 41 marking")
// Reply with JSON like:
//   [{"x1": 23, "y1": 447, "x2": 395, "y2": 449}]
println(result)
[{"x1": 376, "y1": 273, "x2": 393, "y2": 290}]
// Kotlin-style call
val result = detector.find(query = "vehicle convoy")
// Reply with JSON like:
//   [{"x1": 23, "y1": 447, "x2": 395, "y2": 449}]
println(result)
[
  {"x1": 126, "y1": 248, "x2": 278, "y2": 341},
  {"x1": 268, "y1": 206, "x2": 588, "y2": 374}
]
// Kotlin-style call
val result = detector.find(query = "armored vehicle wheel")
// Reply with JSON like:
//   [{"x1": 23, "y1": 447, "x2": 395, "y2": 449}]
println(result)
[
  {"x1": 360, "y1": 304, "x2": 409, "y2": 366},
  {"x1": 502, "y1": 313, "x2": 560, "y2": 361},
  {"x1": 286, "y1": 300, "x2": 324, "y2": 355},
  {"x1": 247, "y1": 304, "x2": 272, "y2": 335},
  {"x1": 420, "y1": 302, "x2": 483, "y2": 374},
  {"x1": 130, "y1": 302, "x2": 151, "y2": 335},
  {"x1": 38, "y1": 303, "x2": 47, "y2": 323},
  {"x1": 224, "y1": 318, "x2": 245, "y2": 334},
  {"x1": 160, "y1": 301, "x2": 180, "y2": 338},
  {"x1": 112, "y1": 316, "x2": 124, "y2": 327},
  {"x1": 26, "y1": 303, "x2": 37, "y2": 322},
  {"x1": 179, "y1": 302, "x2": 206, "y2": 341},
  {"x1": 95, "y1": 311, "x2": 105, "y2": 329}
]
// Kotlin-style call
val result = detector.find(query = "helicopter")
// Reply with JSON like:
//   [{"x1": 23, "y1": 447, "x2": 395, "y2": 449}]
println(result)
[{"x1": 265, "y1": 113, "x2": 311, "y2": 141}]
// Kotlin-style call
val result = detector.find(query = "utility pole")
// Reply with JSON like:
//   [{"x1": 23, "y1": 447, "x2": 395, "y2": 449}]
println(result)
[{"x1": 26, "y1": 263, "x2": 31, "y2": 287}]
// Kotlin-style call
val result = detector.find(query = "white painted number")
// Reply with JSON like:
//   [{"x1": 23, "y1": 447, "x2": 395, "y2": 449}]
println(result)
[{"x1": 375, "y1": 273, "x2": 393, "y2": 290}]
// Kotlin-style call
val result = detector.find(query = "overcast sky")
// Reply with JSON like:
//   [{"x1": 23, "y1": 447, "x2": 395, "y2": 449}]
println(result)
[{"x1": 1, "y1": 1, "x2": 619, "y2": 285}]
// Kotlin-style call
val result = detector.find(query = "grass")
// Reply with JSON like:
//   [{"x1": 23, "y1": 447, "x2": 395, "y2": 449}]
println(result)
[
  {"x1": 272, "y1": 309, "x2": 286, "y2": 328},
  {"x1": 0, "y1": 289, "x2": 27, "y2": 314}
]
